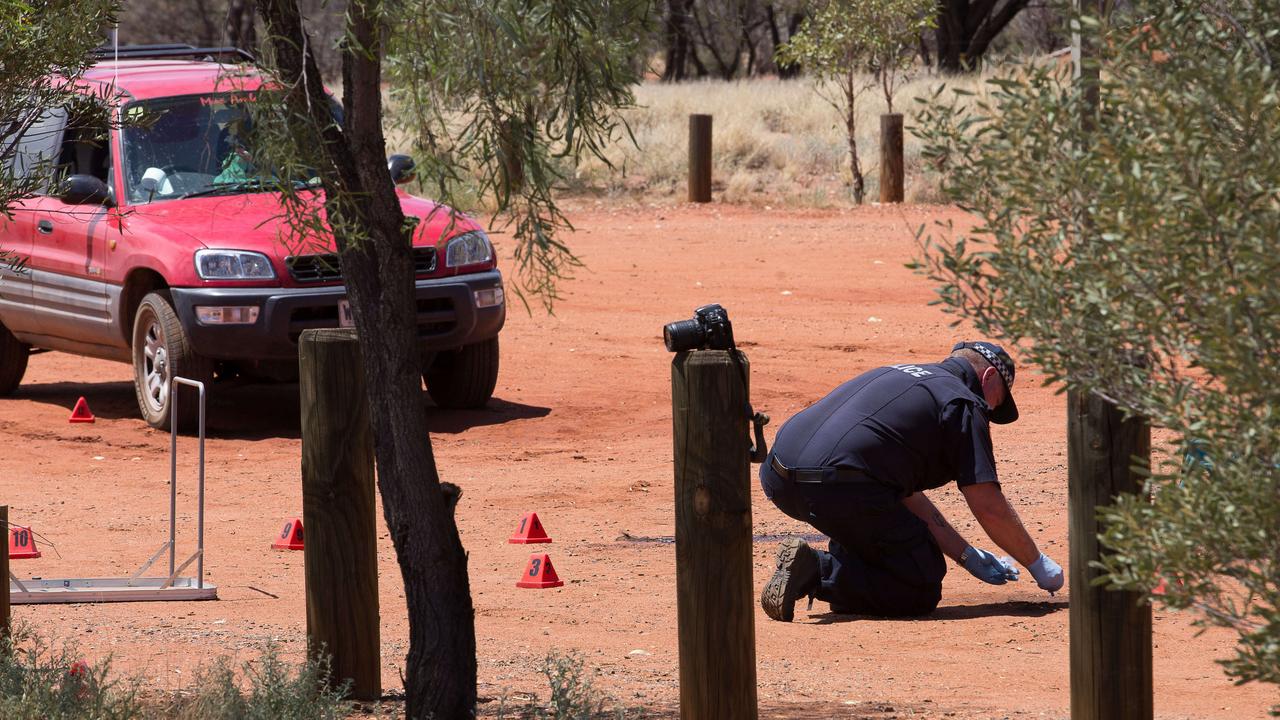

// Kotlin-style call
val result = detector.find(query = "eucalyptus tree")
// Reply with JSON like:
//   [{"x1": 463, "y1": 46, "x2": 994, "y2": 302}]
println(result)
[
  {"x1": 252, "y1": 0, "x2": 648, "y2": 716},
  {"x1": 778, "y1": 0, "x2": 934, "y2": 203},
  {"x1": 0, "y1": 0, "x2": 117, "y2": 217},
  {"x1": 914, "y1": 1, "x2": 1280, "y2": 695}
]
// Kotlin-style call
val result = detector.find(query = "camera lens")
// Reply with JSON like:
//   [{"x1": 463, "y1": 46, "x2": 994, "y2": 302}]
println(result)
[{"x1": 663, "y1": 318, "x2": 705, "y2": 352}]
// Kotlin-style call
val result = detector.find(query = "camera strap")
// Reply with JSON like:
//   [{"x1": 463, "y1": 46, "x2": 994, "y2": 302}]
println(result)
[
  {"x1": 729, "y1": 349, "x2": 769, "y2": 463},
  {"x1": 750, "y1": 410, "x2": 769, "y2": 464}
]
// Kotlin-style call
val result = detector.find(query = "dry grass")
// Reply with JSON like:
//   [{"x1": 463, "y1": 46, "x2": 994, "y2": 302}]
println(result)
[
  {"x1": 383, "y1": 69, "x2": 1010, "y2": 209},
  {"x1": 563, "y1": 70, "x2": 999, "y2": 206}
]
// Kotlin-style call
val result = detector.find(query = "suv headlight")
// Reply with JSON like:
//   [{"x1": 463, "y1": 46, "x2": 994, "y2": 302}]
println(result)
[
  {"x1": 444, "y1": 230, "x2": 493, "y2": 268},
  {"x1": 195, "y1": 250, "x2": 276, "y2": 280}
]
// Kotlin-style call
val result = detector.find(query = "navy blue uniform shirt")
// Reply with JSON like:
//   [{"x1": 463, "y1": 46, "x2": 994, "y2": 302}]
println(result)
[{"x1": 771, "y1": 357, "x2": 999, "y2": 495}]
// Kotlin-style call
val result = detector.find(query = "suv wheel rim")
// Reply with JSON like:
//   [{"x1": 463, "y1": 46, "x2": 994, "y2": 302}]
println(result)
[{"x1": 142, "y1": 317, "x2": 169, "y2": 413}]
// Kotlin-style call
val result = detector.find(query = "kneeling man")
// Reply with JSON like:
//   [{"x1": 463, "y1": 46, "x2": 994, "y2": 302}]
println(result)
[{"x1": 760, "y1": 341, "x2": 1063, "y2": 621}]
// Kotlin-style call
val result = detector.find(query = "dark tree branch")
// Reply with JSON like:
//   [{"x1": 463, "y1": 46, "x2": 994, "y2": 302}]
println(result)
[
  {"x1": 966, "y1": 0, "x2": 999, "y2": 35},
  {"x1": 968, "y1": 0, "x2": 1030, "y2": 60},
  {"x1": 934, "y1": 0, "x2": 1029, "y2": 72},
  {"x1": 689, "y1": 1, "x2": 740, "y2": 79}
]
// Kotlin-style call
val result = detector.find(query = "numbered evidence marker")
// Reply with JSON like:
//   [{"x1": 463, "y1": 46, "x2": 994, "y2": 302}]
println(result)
[
  {"x1": 271, "y1": 517, "x2": 305, "y2": 550},
  {"x1": 508, "y1": 511, "x2": 552, "y2": 544},
  {"x1": 516, "y1": 553, "x2": 564, "y2": 588},
  {"x1": 9, "y1": 525, "x2": 41, "y2": 559}
]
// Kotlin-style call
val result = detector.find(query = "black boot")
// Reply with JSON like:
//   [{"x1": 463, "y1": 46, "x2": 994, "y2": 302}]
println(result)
[{"x1": 761, "y1": 538, "x2": 819, "y2": 622}]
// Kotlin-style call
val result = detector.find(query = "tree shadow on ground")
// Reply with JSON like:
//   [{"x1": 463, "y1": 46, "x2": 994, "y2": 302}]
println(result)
[
  {"x1": 424, "y1": 397, "x2": 551, "y2": 434},
  {"x1": 17, "y1": 379, "x2": 138, "y2": 417},
  {"x1": 16, "y1": 378, "x2": 304, "y2": 439},
  {"x1": 15, "y1": 380, "x2": 548, "y2": 441},
  {"x1": 16, "y1": 379, "x2": 140, "y2": 421},
  {"x1": 810, "y1": 599, "x2": 1068, "y2": 624}
]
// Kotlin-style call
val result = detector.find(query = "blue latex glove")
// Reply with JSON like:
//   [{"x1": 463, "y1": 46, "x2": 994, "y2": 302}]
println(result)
[
  {"x1": 1028, "y1": 553, "x2": 1064, "y2": 593},
  {"x1": 961, "y1": 545, "x2": 1020, "y2": 585}
]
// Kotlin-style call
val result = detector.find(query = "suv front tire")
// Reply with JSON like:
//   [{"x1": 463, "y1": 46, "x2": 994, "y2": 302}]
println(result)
[
  {"x1": 425, "y1": 336, "x2": 499, "y2": 409},
  {"x1": 0, "y1": 321, "x2": 30, "y2": 396},
  {"x1": 132, "y1": 291, "x2": 212, "y2": 430}
]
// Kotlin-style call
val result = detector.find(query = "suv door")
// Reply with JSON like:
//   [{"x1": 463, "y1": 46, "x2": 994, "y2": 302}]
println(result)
[
  {"x1": 0, "y1": 202, "x2": 35, "y2": 333},
  {"x1": 25, "y1": 104, "x2": 121, "y2": 354},
  {"x1": 0, "y1": 107, "x2": 66, "y2": 337}
]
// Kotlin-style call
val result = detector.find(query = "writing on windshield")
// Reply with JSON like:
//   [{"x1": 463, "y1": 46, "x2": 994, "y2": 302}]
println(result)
[{"x1": 122, "y1": 94, "x2": 262, "y2": 203}]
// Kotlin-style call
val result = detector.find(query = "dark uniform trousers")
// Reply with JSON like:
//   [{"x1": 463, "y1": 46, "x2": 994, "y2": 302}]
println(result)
[{"x1": 761, "y1": 461, "x2": 947, "y2": 617}]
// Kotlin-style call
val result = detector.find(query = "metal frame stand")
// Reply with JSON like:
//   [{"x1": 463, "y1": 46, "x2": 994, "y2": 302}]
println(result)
[{"x1": 9, "y1": 377, "x2": 217, "y2": 604}]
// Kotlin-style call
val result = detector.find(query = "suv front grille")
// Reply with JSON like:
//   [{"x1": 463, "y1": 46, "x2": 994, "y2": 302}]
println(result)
[
  {"x1": 287, "y1": 296, "x2": 458, "y2": 343},
  {"x1": 286, "y1": 247, "x2": 439, "y2": 283}
]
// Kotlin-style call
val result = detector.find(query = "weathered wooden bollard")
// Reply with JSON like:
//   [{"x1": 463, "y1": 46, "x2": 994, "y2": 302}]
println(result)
[
  {"x1": 1068, "y1": 389, "x2": 1152, "y2": 720},
  {"x1": 1, "y1": 505, "x2": 9, "y2": 649},
  {"x1": 688, "y1": 114, "x2": 713, "y2": 203},
  {"x1": 879, "y1": 113, "x2": 904, "y2": 203},
  {"x1": 299, "y1": 328, "x2": 380, "y2": 700},
  {"x1": 671, "y1": 350, "x2": 758, "y2": 720}
]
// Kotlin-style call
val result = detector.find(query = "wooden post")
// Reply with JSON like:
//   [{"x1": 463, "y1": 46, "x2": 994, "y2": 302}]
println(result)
[
  {"x1": 671, "y1": 350, "x2": 758, "y2": 720},
  {"x1": 1068, "y1": 389, "x2": 1152, "y2": 720},
  {"x1": 299, "y1": 328, "x2": 380, "y2": 700},
  {"x1": 1, "y1": 505, "x2": 9, "y2": 650},
  {"x1": 879, "y1": 113, "x2": 904, "y2": 203},
  {"x1": 688, "y1": 114, "x2": 713, "y2": 203}
]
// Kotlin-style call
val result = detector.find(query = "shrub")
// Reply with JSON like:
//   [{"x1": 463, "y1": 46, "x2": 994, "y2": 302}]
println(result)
[
  {"x1": 914, "y1": 0, "x2": 1280, "y2": 697},
  {"x1": 0, "y1": 627, "x2": 349, "y2": 720},
  {"x1": 0, "y1": 625, "x2": 139, "y2": 719},
  {"x1": 157, "y1": 646, "x2": 349, "y2": 720},
  {"x1": 493, "y1": 651, "x2": 634, "y2": 720}
]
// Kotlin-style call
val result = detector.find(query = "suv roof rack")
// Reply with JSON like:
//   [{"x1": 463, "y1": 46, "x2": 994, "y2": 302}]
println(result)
[{"x1": 90, "y1": 44, "x2": 255, "y2": 63}]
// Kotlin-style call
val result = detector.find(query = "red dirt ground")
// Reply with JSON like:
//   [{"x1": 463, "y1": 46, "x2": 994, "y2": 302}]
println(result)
[{"x1": 2, "y1": 202, "x2": 1271, "y2": 718}]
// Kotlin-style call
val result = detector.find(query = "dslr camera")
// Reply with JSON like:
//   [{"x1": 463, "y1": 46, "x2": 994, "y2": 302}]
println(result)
[{"x1": 663, "y1": 303, "x2": 736, "y2": 352}]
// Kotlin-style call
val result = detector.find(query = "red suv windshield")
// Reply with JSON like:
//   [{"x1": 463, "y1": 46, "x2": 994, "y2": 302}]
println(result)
[{"x1": 122, "y1": 93, "x2": 273, "y2": 203}]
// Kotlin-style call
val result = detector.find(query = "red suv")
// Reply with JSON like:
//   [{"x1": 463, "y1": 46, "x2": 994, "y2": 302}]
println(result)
[{"x1": 0, "y1": 45, "x2": 505, "y2": 428}]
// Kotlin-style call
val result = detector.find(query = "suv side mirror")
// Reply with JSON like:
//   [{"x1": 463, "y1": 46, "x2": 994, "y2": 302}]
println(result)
[
  {"x1": 60, "y1": 174, "x2": 113, "y2": 207},
  {"x1": 388, "y1": 154, "x2": 416, "y2": 185}
]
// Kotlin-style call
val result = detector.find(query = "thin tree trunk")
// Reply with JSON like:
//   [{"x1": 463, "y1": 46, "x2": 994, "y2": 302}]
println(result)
[
  {"x1": 765, "y1": 4, "x2": 786, "y2": 76},
  {"x1": 882, "y1": 61, "x2": 894, "y2": 115},
  {"x1": 787, "y1": 11, "x2": 804, "y2": 36},
  {"x1": 689, "y1": 42, "x2": 710, "y2": 77},
  {"x1": 935, "y1": 1, "x2": 968, "y2": 73},
  {"x1": 663, "y1": 0, "x2": 693, "y2": 81},
  {"x1": 740, "y1": 0, "x2": 764, "y2": 76},
  {"x1": 848, "y1": 130, "x2": 864, "y2": 204},
  {"x1": 766, "y1": 4, "x2": 781, "y2": 47},
  {"x1": 843, "y1": 73, "x2": 864, "y2": 205},
  {"x1": 257, "y1": 1, "x2": 478, "y2": 717},
  {"x1": 725, "y1": 50, "x2": 742, "y2": 79},
  {"x1": 227, "y1": 0, "x2": 257, "y2": 54}
]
